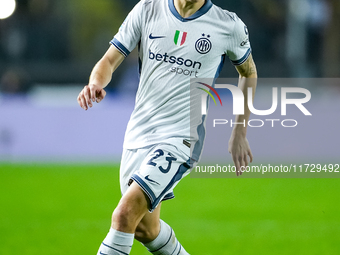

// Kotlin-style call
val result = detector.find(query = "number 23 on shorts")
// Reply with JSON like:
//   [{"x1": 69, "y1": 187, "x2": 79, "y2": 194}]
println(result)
[{"x1": 147, "y1": 149, "x2": 178, "y2": 173}]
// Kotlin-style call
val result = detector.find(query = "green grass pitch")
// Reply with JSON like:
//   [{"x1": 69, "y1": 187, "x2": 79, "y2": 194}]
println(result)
[{"x1": 0, "y1": 163, "x2": 339, "y2": 254}]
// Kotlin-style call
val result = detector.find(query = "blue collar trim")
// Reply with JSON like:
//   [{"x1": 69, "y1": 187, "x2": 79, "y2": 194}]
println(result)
[{"x1": 168, "y1": 0, "x2": 213, "y2": 22}]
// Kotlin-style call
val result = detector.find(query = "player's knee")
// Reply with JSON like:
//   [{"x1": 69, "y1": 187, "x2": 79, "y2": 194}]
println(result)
[
  {"x1": 111, "y1": 202, "x2": 135, "y2": 231},
  {"x1": 135, "y1": 221, "x2": 159, "y2": 243}
]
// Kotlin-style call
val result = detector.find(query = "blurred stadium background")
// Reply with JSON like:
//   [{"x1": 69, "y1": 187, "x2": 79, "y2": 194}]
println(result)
[{"x1": 1, "y1": 0, "x2": 340, "y2": 254}]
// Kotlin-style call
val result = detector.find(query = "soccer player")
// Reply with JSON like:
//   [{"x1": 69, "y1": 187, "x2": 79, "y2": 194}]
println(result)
[{"x1": 77, "y1": 0, "x2": 257, "y2": 254}]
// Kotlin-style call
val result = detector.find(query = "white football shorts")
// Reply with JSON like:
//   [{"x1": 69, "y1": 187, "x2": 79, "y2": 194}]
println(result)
[{"x1": 120, "y1": 140, "x2": 193, "y2": 212}]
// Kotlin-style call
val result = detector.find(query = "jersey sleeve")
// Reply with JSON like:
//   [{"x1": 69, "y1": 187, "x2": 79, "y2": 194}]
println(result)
[
  {"x1": 110, "y1": 1, "x2": 143, "y2": 57},
  {"x1": 226, "y1": 15, "x2": 252, "y2": 66}
]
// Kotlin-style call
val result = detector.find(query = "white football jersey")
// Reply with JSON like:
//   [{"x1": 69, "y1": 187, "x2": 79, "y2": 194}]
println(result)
[{"x1": 111, "y1": 0, "x2": 251, "y2": 161}]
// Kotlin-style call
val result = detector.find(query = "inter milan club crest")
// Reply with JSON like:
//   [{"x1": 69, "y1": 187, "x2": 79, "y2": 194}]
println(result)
[
  {"x1": 195, "y1": 34, "x2": 212, "y2": 54},
  {"x1": 174, "y1": 30, "x2": 187, "y2": 46}
]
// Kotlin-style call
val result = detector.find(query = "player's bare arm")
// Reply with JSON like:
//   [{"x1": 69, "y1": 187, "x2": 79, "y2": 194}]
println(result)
[
  {"x1": 229, "y1": 54, "x2": 258, "y2": 176},
  {"x1": 77, "y1": 45, "x2": 125, "y2": 110}
]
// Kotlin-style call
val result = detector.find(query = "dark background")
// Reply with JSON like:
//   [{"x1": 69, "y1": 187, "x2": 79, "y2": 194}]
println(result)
[{"x1": 1, "y1": 0, "x2": 339, "y2": 94}]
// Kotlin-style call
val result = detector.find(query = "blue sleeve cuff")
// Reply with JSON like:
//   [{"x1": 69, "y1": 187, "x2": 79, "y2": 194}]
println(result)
[
  {"x1": 231, "y1": 48, "x2": 251, "y2": 66},
  {"x1": 110, "y1": 38, "x2": 130, "y2": 57}
]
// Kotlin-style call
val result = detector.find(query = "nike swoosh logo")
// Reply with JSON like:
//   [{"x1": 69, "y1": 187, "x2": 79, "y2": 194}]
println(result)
[
  {"x1": 145, "y1": 175, "x2": 160, "y2": 185},
  {"x1": 149, "y1": 33, "x2": 166, "y2": 40},
  {"x1": 99, "y1": 252, "x2": 107, "y2": 255}
]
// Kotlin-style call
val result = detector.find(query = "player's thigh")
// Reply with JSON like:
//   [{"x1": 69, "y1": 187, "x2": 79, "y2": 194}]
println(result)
[
  {"x1": 112, "y1": 181, "x2": 150, "y2": 231},
  {"x1": 135, "y1": 204, "x2": 162, "y2": 243}
]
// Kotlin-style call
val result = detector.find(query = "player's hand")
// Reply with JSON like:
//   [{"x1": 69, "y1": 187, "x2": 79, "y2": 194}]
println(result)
[
  {"x1": 228, "y1": 133, "x2": 253, "y2": 176},
  {"x1": 77, "y1": 84, "x2": 106, "y2": 110}
]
